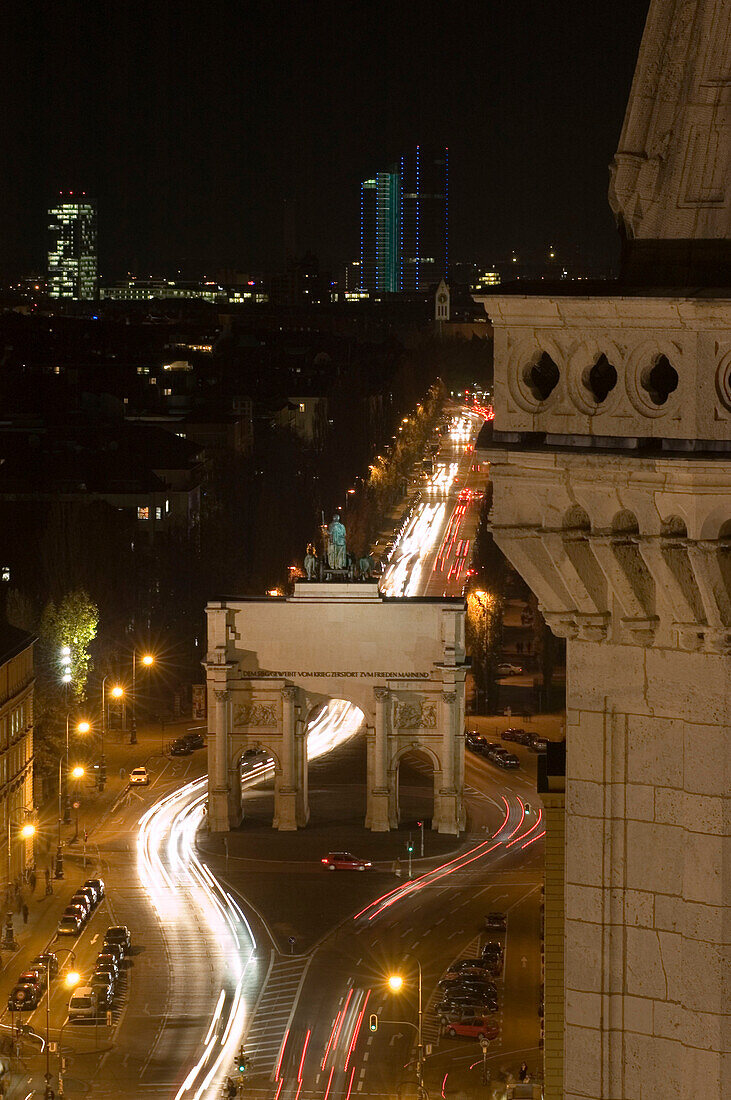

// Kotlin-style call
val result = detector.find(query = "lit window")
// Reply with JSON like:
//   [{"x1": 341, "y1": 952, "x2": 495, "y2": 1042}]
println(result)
[
  {"x1": 163, "y1": 388, "x2": 172, "y2": 396},
  {"x1": 299, "y1": 403, "x2": 306, "y2": 412},
  {"x1": 155, "y1": 506, "x2": 163, "y2": 520},
  {"x1": 1, "y1": 566, "x2": 9, "y2": 582},
  {"x1": 137, "y1": 506, "x2": 149, "y2": 521},
  {"x1": 165, "y1": 499, "x2": 170, "y2": 513}
]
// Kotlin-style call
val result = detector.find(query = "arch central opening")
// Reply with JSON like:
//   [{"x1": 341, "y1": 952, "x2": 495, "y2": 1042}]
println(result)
[{"x1": 394, "y1": 748, "x2": 437, "y2": 830}]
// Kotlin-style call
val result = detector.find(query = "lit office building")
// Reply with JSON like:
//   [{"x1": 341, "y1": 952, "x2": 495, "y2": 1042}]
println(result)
[
  {"x1": 359, "y1": 173, "x2": 400, "y2": 292},
  {"x1": 399, "y1": 146, "x2": 448, "y2": 291},
  {"x1": 48, "y1": 194, "x2": 97, "y2": 300}
]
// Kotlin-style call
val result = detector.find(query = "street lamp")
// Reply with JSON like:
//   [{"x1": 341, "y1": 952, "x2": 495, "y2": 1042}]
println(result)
[
  {"x1": 57, "y1": 970, "x2": 80, "y2": 1098},
  {"x1": 100, "y1": 678, "x2": 124, "y2": 790},
  {"x1": 130, "y1": 652, "x2": 154, "y2": 746},
  {"x1": 63, "y1": 716, "x2": 90, "y2": 824},
  {"x1": 387, "y1": 956, "x2": 425, "y2": 1097},
  {"x1": 5, "y1": 819, "x2": 34, "y2": 919}
]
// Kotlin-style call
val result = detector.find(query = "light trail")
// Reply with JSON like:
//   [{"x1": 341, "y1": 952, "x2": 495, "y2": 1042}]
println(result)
[{"x1": 138, "y1": 698, "x2": 365, "y2": 1100}]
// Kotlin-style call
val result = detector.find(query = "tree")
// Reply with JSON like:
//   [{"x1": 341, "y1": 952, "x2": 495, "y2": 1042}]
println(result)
[{"x1": 38, "y1": 589, "x2": 99, "y2": 701}]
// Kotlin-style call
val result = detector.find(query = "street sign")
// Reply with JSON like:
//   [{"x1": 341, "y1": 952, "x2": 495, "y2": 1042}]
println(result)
[{"x1": 49, "y1": 1041, "x2": 58, "y2": 1052}]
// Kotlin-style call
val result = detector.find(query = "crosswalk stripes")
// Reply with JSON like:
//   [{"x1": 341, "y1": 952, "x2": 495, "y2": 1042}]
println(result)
[{"x1": 243, "y1": 953, "x2": 312, "y2": 1075}]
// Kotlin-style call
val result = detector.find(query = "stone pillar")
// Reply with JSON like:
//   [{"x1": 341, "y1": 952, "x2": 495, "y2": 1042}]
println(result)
[
  {"x1": 538, "y1": 750, "x2": 566, "y2": 1100},
  {"x1": 687, "y1": 540, "x2": 731, "y2": 646},
  {"x1": 209, "y1": 688, "x2": 230, "y2": 832},
  {"x1": 591, "y1": 534, "x2": 657, "y2": 638},
  {"x1": 294, "y1": 716, "x2": 309, "y2": 827},
  {"x1": 274, "y1": 686, "x2": 298, "y2": 831},
  {"x1": 227, "y1": 762, "x2": 243, "y2": 826},
  {"x1": 366, "y1": 688, "x2": 391, "y2": 831},
  {"x1": 636, "y1": 537, "x2": 701, "y2": 646},
  {"x1": 436, "y1": 692, "x2": 459, "y2": 834}
]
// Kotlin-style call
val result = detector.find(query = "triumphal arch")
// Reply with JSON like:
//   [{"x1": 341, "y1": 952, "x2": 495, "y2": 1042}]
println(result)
[{"x1": 204, "y1": 583, "x2": 467, "y2": 834}]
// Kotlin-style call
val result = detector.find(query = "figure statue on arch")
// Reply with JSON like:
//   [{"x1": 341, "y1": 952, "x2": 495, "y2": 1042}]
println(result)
[
  {"x1": 327, "y1": 513, "x2": 347, "y2": 571},
  {"x1": 304, "y1": 543, "x2": 319, "y2": 581}
]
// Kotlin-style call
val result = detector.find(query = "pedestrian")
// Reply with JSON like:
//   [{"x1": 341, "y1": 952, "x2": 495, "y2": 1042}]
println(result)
[
  {"x1": 519, "y1": 1061, "x2": 528, "y2": 1082},
  {"x1": 29, "y1": 870, "x2": 36, "y2": 894},
  {"x1": 21, "y1": 903, "x2": 28, "y2": 925}
]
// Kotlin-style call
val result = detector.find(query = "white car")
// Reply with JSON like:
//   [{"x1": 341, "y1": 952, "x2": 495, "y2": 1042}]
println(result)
[
  {"x1": 497, "y1": 663, "x2": 522, "y2": 676},
  {"x1": 129, "y1": 767, "x2": 150, "y2": 786},
  {"x1": 68, "y1": 986, "x2": 98, "y2": 1020}
]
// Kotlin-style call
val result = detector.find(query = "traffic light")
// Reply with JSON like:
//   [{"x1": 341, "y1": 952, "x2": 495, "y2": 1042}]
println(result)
[
  {"x1": 236, "y1": 1047, "x2": 249, "y2": 1073},
  {"x1": 369, "y1": 1013, "x2": 378, "y2": 1032},
  {"x1": 407, "y1": 841, "x2": 414, "y2": 853}
]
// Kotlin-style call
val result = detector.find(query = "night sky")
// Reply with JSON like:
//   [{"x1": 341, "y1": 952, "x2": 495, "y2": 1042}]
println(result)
[{"x1": 4, "y1": 1, "x2": 649, "y2": 280}]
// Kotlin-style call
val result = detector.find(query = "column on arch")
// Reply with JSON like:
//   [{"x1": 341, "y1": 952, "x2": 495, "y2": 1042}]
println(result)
[
  {"x1": 366, "y1": 687, "x2": 392, "y2": 832},
  {"x1": 209, "y1": 687, "x2": 231, "y2": 832},
  {"x1": 274, "y1": 685, "x2": 298, "y2": 831},
  {"x1": 436, "y1": 690, "x2": 459, "y2": 835},
  {"x1": 294, "y1": 712, "x2": 310, "y2": 827}
]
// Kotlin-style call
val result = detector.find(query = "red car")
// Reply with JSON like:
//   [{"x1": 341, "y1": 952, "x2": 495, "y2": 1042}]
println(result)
[
  {"x1": 443, "y1": 1016, "x2": 500, "y2": 1040},
  {"x1": 321, "y1": 852, "x2": 372, "y2": 871}
]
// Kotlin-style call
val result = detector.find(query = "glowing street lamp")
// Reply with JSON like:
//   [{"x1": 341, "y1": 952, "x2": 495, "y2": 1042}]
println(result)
[
  {"x1": 387, "y1": 957, "x2": 424, "y2": 1095},
  {"x1": 130, "y1": 651, "x2": 155, "y2": 745}
]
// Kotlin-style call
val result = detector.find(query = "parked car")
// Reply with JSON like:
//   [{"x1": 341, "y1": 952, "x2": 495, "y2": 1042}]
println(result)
[
  {"x1": 129, "y1": 767, "x2": 149, "y2": 786},
  {"x1": 68, "y1": 986, "x2": 98, "y2": 1020},
  {"x1": 501, "y1": 727, "x2": 526, "y2": 743},
  {"x1": 94, "y1": 967, "x2": 118, "y2": 992},
  {"x1": 64, "y1": 902, "x2": 88, "y2": 924},
  {"x1": 497, "y1": 663, "x2": 522, "y2": 676},
  {"x1": 481, "y1": 942, "x2": 504, "y2": 965},
  {"x1": 98, "y1": 942, "x2": 124, "y2": 967},
  {"x1": 485, "y1": 912, "x2": 507, "y2": 931},
  {"x1": 170, "y1": 739, "x2": 193, "y2": 756},
  {"x1": 18, "y1": 969, "x2": 44, "y2": 988},
  {"x1": 74, "y1": 885, "x2": 98, "y2": 910},
  {"x1": 443, "y1": 963, "x2": 493, "y2": 982},
  {"x1": 445, "y1": 958, "x2": 490, "y2": 974},
  {"x1": 436, "y1": 993, "x2": 499, "y2": 1018},
  {"x1": 465, "y1": 735, "x2": 484, "y2": 753},
  {"x1": 8, "y1": 983, "x2": 41, "y2": 1011},
  {"x1": 70, "y1": 893, "x2": 92, "y2": 919},
  {"x1": 31, "y1": 953, "x2": 58, "y2": 980},
  {"x1": 477, "y1": 741, "x2": 501, "y2": 755},
  {"x1": 104, "y1": 926, "x2": 131, "y2": 953},
  {"x1": 438, "y1": 978, "x2": 497, "y2": 999},
  {"x1": 443, "y1": 1016, "x2": 500, "y2": 1040},
  {"x1": 95, "y1": 953, "x2": 120, "y2": 980},
  {"x1": 321, "y1": 852, "x2": 372, "y2": 871},
  {"x1": 183, "y1": 732, "x2": 205, "y2": 749},
  {"x1": 90, "y1": 974, "x2": 115, "y2": 1007},
  {"x1": 84, "y1": 878, "x2": 105, "y2": 902},
  {"x1": 57, "y1": 913, "x2": 83, "y2": 936},
  {"x1": 528, "y1": 735, "x2": 549, "y2": 753}
]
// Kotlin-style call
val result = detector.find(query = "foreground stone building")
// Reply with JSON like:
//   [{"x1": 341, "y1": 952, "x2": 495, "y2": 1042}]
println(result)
[
  {"x1": 476, "y1": 1, "x2": 730, "y2": 1097},
  {"x1": 0, "y1": 623, "x2": 35, "y2": 889}
]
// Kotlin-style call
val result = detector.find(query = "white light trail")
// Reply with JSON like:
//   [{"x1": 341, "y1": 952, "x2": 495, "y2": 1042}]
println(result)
[{"x1": 137, "y1": 699, "x2": 364, "y2": 1100}]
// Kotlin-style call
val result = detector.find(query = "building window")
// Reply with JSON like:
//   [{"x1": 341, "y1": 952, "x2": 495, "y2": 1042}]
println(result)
[
  {"x1": 1, "y1": 566, "x2": 9, "y2": 582},
  {"x1": 155, "y1": 507, "x2": 163, "y2": 520},
  {"x1": 165, "y1": 499, "x2": 170, "y2": 513},
  {"x1": 137, "y1": 506, "x2": 150, "y2": 521}
]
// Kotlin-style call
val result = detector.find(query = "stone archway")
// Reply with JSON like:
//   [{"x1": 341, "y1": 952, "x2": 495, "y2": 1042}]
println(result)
[
  {"x1": 390, "y1": 743, "x2": 441, "y2": 829},
  {"x1": 205, "y1": 582, "x2": 467, "y2": 834}
]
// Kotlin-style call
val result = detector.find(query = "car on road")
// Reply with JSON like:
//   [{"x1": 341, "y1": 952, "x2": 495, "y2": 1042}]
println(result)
[
  {"x1": 501, "y1": 727, "x2": 528, "y2": 744},
  {"x1": 436, "y1": 993, "x2": 499, "y2": 1018},
  {"x1": 18, "y1": 969, "x2": 44, "y2": 988},
  {"x1": 57, "y1": 912, "x2": 83, "y2": 936},
  {"x1": 183, "y1": 732, "x2": 205, "y2": 750},
  {"x1": 94, "y1": 965, "x2": 118, "y2": 990},
  {"x1": 477, "y1": 741, "x2": 501, "y2": 756},
  {"x1": 321, "y1": 852, "x2": 372, "y2": 871},
  {"x1": 31, "y1": 953, "x2": 58, "y2": 980},
  {"x1": 84, "y1": 878, "x2": 105, "y2": 902},
  {"x1": 104, "y1": 926, "x2": 131, "y2": 953},
  {"x1": 75, "y1": 885, "x2": 98, "y2": 910},
  {"x1": 443, "y1": 1016, "x2": 500, "y2": 1041},
  {"x1": 62, "y1": 903, "x2": 87, "y2": 926},
  {"x1": 528, "y1": 734, "x2": 549, "y2": 752},
  {"x1": 170, "y1": 738, "x2": 193, "y2": 756},
  {"x1": 99, "y1": 942, "x2": 124, "y2": 967},
  {"x1": 68, "y1": 986, "x2": 98, "y2": 1020},
  {"x1": 465, "y1": 734, "x2": 484, "y2": 753},
  {"x1": 443, "y1": 963, "x2": 493, "y2": 982},
  {"x1": 481, "y1": 942, "x2": 504, "y2": 969},
  {"x1": 70, "y1": 892, "x2": 92, "y2": 919},
  {"x1": 8, "y1": 983, "x2": 41, "y2": 1010},
  {"x1": 95, "y1": 953, "x2": 120, "y2": 980},
  {"x1": 129, "y1": 766, "x2": 149, "y2": 786},
  {"x1": 485, "y1": 912, "x2": 507, "y2": 931},
  {"x1": 497, "y1": 663, "x2": 522, "y2": 676},
  {"x1": 438, "y1": 978, "x2": 497, "y2": 999},
  {"x1": 488, "y1": 749, "x2": 519, "y2": 768},
  {"x1": 90, "y1": 974, "x2": 115, "y2": 1007}
]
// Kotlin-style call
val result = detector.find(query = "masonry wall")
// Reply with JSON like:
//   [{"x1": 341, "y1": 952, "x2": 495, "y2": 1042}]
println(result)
[
  {"x1": 564, "y1": 641, "x2": 729, "y2": 1100},
  {"x1": 542, "y1": 791, "x2": 566, "y2": 1100}
]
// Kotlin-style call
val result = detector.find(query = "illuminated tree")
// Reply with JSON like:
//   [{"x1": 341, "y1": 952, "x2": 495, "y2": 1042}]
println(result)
[{"x1": 39, "y1": 588, "x2": 99, "y2": 700}]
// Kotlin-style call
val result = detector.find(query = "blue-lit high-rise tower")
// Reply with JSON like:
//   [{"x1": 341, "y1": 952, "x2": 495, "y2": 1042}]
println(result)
[
  {"x1": 399, "y1": 146, "x2": 448, "y2": 291},
  {"x1": 360, "y1": 172, "x2": 400, "y2": 292}
]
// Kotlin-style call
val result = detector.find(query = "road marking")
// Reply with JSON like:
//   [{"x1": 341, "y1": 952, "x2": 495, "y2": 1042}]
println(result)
[{"x1": 91, "y1": 933, "x2": 98, "y2": 944}]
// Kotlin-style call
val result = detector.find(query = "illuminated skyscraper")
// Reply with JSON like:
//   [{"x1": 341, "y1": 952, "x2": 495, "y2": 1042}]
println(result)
[
  {"x1": 360, "y1": 172, "x2": 399, "y2": 292},
  {"x1": 48, "y1": 194, "x2": 97, "y2": 300},
  {"x1": 399, "y1": 146, "x2": 448, "y2": 291}
]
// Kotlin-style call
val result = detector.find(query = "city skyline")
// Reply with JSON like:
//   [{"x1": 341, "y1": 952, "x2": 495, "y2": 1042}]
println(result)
[{"x1": 4, "y1": 1, "x2": 648, "y2": 279}]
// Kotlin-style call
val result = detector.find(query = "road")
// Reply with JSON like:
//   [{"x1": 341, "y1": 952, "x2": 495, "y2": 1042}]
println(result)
[{"x1": 1, "y1": 407, "x2": 544, "y2": 1100}]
